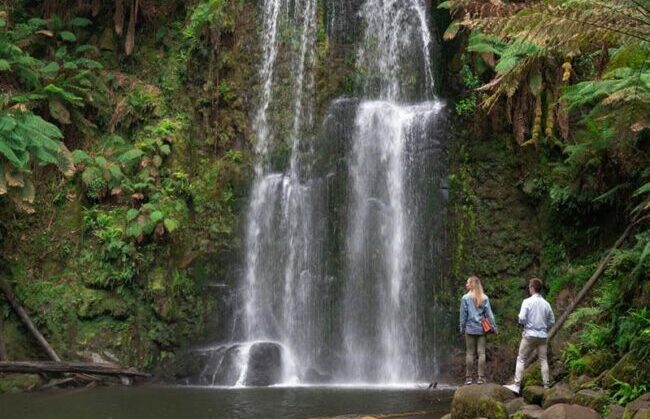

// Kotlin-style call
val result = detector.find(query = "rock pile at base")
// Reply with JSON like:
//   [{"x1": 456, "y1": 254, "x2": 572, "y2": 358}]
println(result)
[{"x1": 445, "y1": 383, "x2": 650, "y2": 419}]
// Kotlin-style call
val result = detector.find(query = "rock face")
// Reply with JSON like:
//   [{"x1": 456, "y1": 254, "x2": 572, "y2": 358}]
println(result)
[
  {"x1": 543, "y1": 383, "x2": 574, "y2": 408},
  {"x1": 539, "y1": 403, "x2": 600, "y2": 419},
  {"x1": 244, "y1": 342, "x2": 283, "y2": 386},
  {"x1": 451, "y1": 383, "x2": 516, "y2": 419}
]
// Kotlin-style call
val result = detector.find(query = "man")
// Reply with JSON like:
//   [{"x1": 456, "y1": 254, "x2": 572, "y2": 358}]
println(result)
[{"x1": 504, "y1": 277, "x2": 555, "y2": 394}]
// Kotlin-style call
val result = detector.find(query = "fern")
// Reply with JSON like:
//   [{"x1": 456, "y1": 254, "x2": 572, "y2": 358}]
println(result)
[
  {"x1": 565, "y1": 306, "x2": 601, "y2": 329},
  {"x1": 563, "y1": 44, "x2": 650, "y2": 138},
  {"x1": 0, "y1": 11, "x2": 107, "y2": 212},
  {"x1": 0, "y1": 109, "x2": 73, "y2": 212}
]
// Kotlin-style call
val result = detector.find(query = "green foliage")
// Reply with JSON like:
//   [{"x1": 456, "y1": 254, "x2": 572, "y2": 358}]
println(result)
[
  {"x1": 563, "y1": 43, "x2": 650, "y2": 135},
  {"x1": 562, "y1": 342, "x2": 587, "y2": 374},
  {"x1": 558, "y1": 233, "x2": 650, "y2": 380},
  {"x1": 611, "y1": 379, "x2": 648, "y2": 405},
  {"x1": 0, "y1": 10, "x2": 105, "y2": 211},
  {"x1": 455, "y1": 54, "x2": 483, "y2": 116},
  {"x1": 616, "y1": 308, "x2": 650, "y2": 360},
  {"x1": 0, "y1": 110, "x2": 74, "y2": 212},
  {"x1": 184, "y1": 0, "x2": 234, "y2": 42},
  {"x1": 445, "y1": 0, "x2": 650, "y2": 220}
]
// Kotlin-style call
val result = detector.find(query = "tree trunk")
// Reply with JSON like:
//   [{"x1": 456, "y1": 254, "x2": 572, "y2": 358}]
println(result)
[
  {"x1": 0, "y1": 310, "x2": 7, "y2": 361},
  {"x1": 0, "y1": 361, "x2": 150, "y2": 378},
  {"x1": 0, "y1": 278, "x2": 61, "y2": 362}
]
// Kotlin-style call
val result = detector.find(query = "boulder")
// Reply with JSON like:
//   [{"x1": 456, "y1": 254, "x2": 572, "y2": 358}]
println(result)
[
  {"x1": 506, "y1": 397, "x2": 525, "y2": 415},
  {"x1": 542, "y1": 383, "x2": 574, "y2": 408},
  {"x1": 211, "y1": 345, "x2": 245, "y2": 386},
  {"x1": 627, "y1": 393, "x2": 650, "y2": 410},
  {"x1": 451, "y1": 383, "x2": 515, "y2": 419},
  {"x1": 523, "y1": 386, "x2": 546, "y2": 406},
  {"x1": 540, "y1": 403, "x2": 600, "y2": 419},
  {"x1": 244, "y1": 342, "x2": 283, "y2": 386},
  {"x1": 573, "y1": 389, "x2": 609, "y2": 412},
  {"x1": 570, "y1": 374, "x2": 595, "y2": 390},
  {"x1": 516, "y1": 404, "x2": 545, "y2": 419},
  {"x1": 628, "y1": 408, "x2": 649, "y2": 419},
  {"x1": 623, "y1": 393, "x2": 650, "y2": 419},
  {"x1": 604, "y1": 404, "x2": 625, "y2": 419}
]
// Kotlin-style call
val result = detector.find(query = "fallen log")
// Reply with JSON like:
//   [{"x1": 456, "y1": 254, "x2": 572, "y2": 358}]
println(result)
[
  {"x1": 0, "y1": 361, "x2": 150, "y2": 378},
  {"x1": 0, "y1": 278, "x2": 61, "y2": 362}
]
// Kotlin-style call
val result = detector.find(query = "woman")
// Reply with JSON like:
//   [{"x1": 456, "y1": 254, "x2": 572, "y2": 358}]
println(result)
[{"x1": 459, "y1": 275, "x2": 498, "y2": 385}]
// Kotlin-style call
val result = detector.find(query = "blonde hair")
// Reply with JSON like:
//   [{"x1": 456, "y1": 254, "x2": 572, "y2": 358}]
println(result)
[{"x1": 468, "y1": 275, "x2": 486, "y2": 308}]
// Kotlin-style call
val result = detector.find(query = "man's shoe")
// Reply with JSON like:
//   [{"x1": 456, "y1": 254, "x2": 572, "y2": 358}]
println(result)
[
  {"x1": 476, "y1": 377, "x2": 485, "y2": 384},
  {"x1": 464, "y1": 377, "x2": 473, "y2": 385},
  {"x1": 503, "y1": 384, "x2": 520, "y2": 394}
]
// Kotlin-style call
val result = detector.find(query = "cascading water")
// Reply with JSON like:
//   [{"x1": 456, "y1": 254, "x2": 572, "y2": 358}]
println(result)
[{"x1": 195, "y1": 0, "x2": 449, "y2": 387}]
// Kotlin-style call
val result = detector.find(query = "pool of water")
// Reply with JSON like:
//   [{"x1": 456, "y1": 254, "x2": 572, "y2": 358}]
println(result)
[{"x1": 0, "y1": 385, "x2": 454, "y2": 419}]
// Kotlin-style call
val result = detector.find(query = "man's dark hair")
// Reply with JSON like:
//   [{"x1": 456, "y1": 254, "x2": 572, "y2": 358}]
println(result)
[{"x1": 529, "y1": 277, "x2": 543, "y2": 293}]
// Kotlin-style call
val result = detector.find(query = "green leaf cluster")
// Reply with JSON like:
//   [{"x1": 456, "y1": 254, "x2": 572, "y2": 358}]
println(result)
[{"x1": 0, "y1": 11, "x2": 106, "y2": 211}]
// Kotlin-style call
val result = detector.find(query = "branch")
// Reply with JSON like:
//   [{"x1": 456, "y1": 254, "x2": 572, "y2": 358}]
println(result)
[{"x1": 0, "y1": 277, "x2": 61, "y2": 362}]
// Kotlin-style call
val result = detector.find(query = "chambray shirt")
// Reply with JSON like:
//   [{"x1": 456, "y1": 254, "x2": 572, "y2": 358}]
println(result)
[
  {"x1": 459, "y1": 293, "x2": 498, "y2": 335},
  {"x1": 518, "y1": 293, "x2": 555, "y2": 338}
]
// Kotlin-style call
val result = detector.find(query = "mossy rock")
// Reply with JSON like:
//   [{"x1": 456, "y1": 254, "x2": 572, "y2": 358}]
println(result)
[
  {"x1": 543, "y1": 383, "x2": 574, "y2": 408},
  {"x1": 623, "y1": 394, "x2": 650, "y2": 419},
  {"x1": 77, "y1": 289, "x2": 131, "y2": 320},
  {"x1": 511, "y1": 404, "x2": 545, "y2": 419},
  {"x1": 602, "y1": 354, "x2": 650, "y2": 388},
  {"x1": 573, "y1": 389, "x2": 609, "y2": 413},
  {"x1": 0, "y1": 374, "x2": 43, "y2": 394},
  {"x1": 523, "y1": 385, "x2": 546, "y2": 406},
  {"x1": 451, "y1": 383, "x2": 515, "y2": 419},
  {"x1": 605, "y1": 404, "x2": 625, "y2": 419},
  {"x1": 506, "y1": 397, "x2": 526, "y2": 415},
  {"x1": 622, "y1": 407, "x2": 649, "y2": 419},
  {"x1": 570, "y1": 374, "x2": 596, "y2": 391},
  {"x1": 582, "y1": 351, "x2": 615, "y2": 377}
]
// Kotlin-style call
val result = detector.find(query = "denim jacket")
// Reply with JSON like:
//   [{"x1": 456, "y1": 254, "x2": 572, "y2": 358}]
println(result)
[{"x1": 459, "y1": 293, "x2": 498, "y2": 335}]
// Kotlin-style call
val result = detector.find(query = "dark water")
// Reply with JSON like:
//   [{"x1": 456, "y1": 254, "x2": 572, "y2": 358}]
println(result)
[{"x1": 0, "y1": 385, "x2": 453, "y2": 419}]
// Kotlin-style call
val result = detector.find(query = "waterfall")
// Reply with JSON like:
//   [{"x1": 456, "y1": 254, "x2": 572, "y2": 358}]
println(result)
[
  {"x1": 198, "y1": 0, "x2": 448, "y2": 387},
  {"x1": 342, "y1": 100, "x2": 443, "y2": 382}
]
